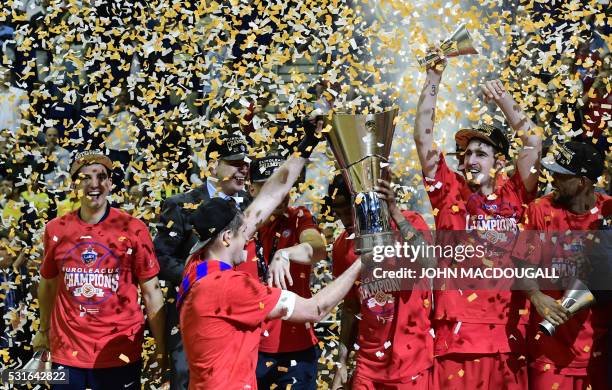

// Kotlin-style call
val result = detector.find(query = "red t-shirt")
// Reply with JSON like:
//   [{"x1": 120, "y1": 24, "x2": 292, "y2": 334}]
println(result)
[
  {"x1": 423, "y1": 153, "x2": 533, "y2": 355},
  {"x1": 259, "y1": 206, "x2": 319, "y2": 353},
  {"x1": 333, "y1": 211, "x2": 434, "y2": 382},
  {"x1": 179, "y1": 260, "x2": 281, "y2": 389},
  {"x1": 40, "y1": 208, "x2": 160, "y2": 368},
  {"x1": 512, "y1": 193, "x2": 611, "y2": 374}
]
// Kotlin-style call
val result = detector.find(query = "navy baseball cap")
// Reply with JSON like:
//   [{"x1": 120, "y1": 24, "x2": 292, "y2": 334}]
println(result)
[
  {"x1": 249, "y1": 156, "x2": 284, "y2": 182},
  {"x1": 205, "y1": 133, "x2": 249, "y2": 162},
  {"x1": 542, "y1": 141, "x2": 604, "y2": 182},
  {"x1": 189, "y1": 198, "x2": 240, "y2": 254}
]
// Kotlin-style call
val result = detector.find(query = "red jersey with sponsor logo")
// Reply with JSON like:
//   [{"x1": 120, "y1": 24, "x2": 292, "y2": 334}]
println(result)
[
  {"x1": 179, "y1": 255, "x2": 282, "y2": 389},
  {"x1": 258, "y1": 206, "x2": 319, "y2": 353},
  {"x1": 423, "y1": 153, "x2": 533, "y2": 355},
  {"x1": 333, "y1": 211, "x2": 434, "y2": 382},
  {"x1": 40, "y1": 207, "x2": 160, "y2": 368},
  {"x1": 512, "y1": 193, "x2": 611, "y2": 373}
]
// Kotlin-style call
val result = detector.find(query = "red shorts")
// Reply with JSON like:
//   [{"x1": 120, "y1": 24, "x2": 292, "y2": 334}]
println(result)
[
  {"x1": 529, "y1": 362, "x2": 610, "y2": 390},
  {"x1": 433, "y1": 353, "x2": 527, "y2": 390},
  {"x1": 351, "y1": 368, "x2": 432, "y2": 390}
]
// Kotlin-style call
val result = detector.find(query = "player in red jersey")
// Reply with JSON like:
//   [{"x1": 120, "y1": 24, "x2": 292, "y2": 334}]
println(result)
[
  {"x1": 32, "y1": 151, "x2": 167, "y2": 389},
  {"x1": 512, "y1": 141, "x2": 611, "y2": 390},
  {"x1": 329, "y1": 173, "x2": 435, "y2": 389},
  {"x1": 178, "y1": 129, "x2": 366, "y2": 390},
  {"x1": 414, "y1": 49, "x2": 542, "y2": 389},
  {"x1": 246, "y1": 156, "x2": 327, "y2": 389}
]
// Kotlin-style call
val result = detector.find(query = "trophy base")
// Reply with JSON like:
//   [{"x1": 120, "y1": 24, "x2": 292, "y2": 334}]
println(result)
[
  {"x1": 355, "y1": 232, "x2": 396, "y2": 255},
  {"x1": 538, "y1": 320, "x2": 555, "y2": 336}
]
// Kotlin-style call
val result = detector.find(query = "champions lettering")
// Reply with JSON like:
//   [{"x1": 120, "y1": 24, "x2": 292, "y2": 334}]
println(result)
[
  {"x1": 258, "y1": 158, "x2": 283, "y2": 171},
  {"x1": 63, "y1": 267, "x2": 120, "y2": 292},
  {"x1": 358, "y1": 278, "x2": 402, "y2": 302},
  {"x1": 466, "y1": 215, "x2": 518, "y2": 231}
]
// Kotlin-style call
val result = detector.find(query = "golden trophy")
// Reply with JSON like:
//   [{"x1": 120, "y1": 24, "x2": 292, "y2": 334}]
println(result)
[
  {"x1": 417, "y1": 23, "x2": 478, "y2": 67},
  {"x1": 326, "y1": 108, "x2": 399, "y2": 254}
]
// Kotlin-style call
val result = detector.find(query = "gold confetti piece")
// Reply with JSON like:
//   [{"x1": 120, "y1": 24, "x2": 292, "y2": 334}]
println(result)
[
  {"x1": 458, "y1": 369, "x2": 465, "y2": 377},
  {"x1": 259, "y1": 302, "x2": 265, "y2": 310},
  {"x1": 467, "y1": 293, "x2": 478, "y2": 302},
  {"x1": 118, "y1": 354, "x2": 130, "y2": 363},
  {"x1": 583, "y1": 345, "x2": 591, "y2": 352},
  {"x1": 277, "y1": 366, "x2": 288, "y2": 372},
  {"x1": 72, "y1": 351, "x2": 78, "y2": 357},
  {"x1": 266, "y1": 361, "x2": 274, "y2": 367}
]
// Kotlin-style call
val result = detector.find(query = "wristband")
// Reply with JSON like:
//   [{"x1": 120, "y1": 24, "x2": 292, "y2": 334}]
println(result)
[{"x1": 295, "y1": 119, "x2": 322, "y2": 159}]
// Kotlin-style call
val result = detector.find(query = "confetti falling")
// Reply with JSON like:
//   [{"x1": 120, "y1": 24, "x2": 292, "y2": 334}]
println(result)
[{"x1": 0, "y1": 0, "x2": 610, "y2": 387}]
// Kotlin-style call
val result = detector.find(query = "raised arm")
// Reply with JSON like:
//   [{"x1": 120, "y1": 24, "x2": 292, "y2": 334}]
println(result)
[
  {"x1": 414, "y1": 50, "x2": 447, "y2": 179},
  {"x1": 243, "y1": 121, "x2": 323, "y2": 238},
  {"x1": 481, "y1": 79, "x2": 542, "y2": 193},
  {"x1": 375, "y1": 178, "x2": 436, "y2": 267}
]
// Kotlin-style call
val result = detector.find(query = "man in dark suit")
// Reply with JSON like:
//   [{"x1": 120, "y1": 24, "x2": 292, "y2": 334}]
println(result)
[{"x1": 154, "y1": 132, "x2": 251, "y2": 390}]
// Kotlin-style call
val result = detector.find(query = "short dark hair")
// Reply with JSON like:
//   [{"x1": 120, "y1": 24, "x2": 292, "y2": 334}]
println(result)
[
  {"x1": 321, "y1": 174, "x2": 352, "y2": 222},
  {"x1": 224, "y1": 211, "x2": 244, "y2": 235},
  {"x1": 327, "y1": 173, "x2": 352, "y2": 205}
]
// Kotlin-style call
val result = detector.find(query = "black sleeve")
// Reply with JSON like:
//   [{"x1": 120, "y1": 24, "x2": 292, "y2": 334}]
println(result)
[{"x1": 154, "y1": 198, "x2": 189, "y2": 285}]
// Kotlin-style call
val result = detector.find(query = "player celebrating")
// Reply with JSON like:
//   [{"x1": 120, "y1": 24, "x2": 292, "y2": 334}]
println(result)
[
  {"x1": 33, "y1": 151, "x2": 167, "y2": 389},
  {"x1": 414, "y1": 50, "x2": 542, "y2": 389},
  {"x1": 247, "y1": 156, "x2": 327, "y2": 390},
  {"x1": 177, "y1": 134, "x2": 365, "y2": 389},
  {"x1": 154, "y1": 132, "x2": 250, "y2": 389},
  {"x1": 329, "y1": 173, "x2": 435, "y2": 389},
  {"x1": 513, "y1": 141, "x2": 611, "y2": 390}
]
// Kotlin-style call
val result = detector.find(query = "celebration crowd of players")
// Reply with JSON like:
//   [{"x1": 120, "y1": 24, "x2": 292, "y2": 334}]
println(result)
[{"x1": 0, "y1": 49, "x2": 609, "y2": 390}]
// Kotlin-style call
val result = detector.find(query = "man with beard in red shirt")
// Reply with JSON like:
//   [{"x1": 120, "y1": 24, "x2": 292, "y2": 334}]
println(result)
[
  {"x1": 512, "y1": 141, "x2": 611, "y2": 390},
  {"x1": 414, "y1": 50, "x2": 542, "y2": 388},
  {"x1": 246, "y1": 155, "x2": 327, "y2": 389},
  {"x1": 329, "y1": 173, "x2": 435, "y2": 389}
]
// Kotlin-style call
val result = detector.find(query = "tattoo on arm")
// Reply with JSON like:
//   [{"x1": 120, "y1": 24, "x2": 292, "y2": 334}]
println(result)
[
  {"x1": 397, "y1": 219, "x2": 421, "y2": 243},
  {"x1": 430, "y1": 83, "x2": 437, "y2": 96},
  {"x1": 397, "y1": 219, "x2": 435, "y2": 267}
]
